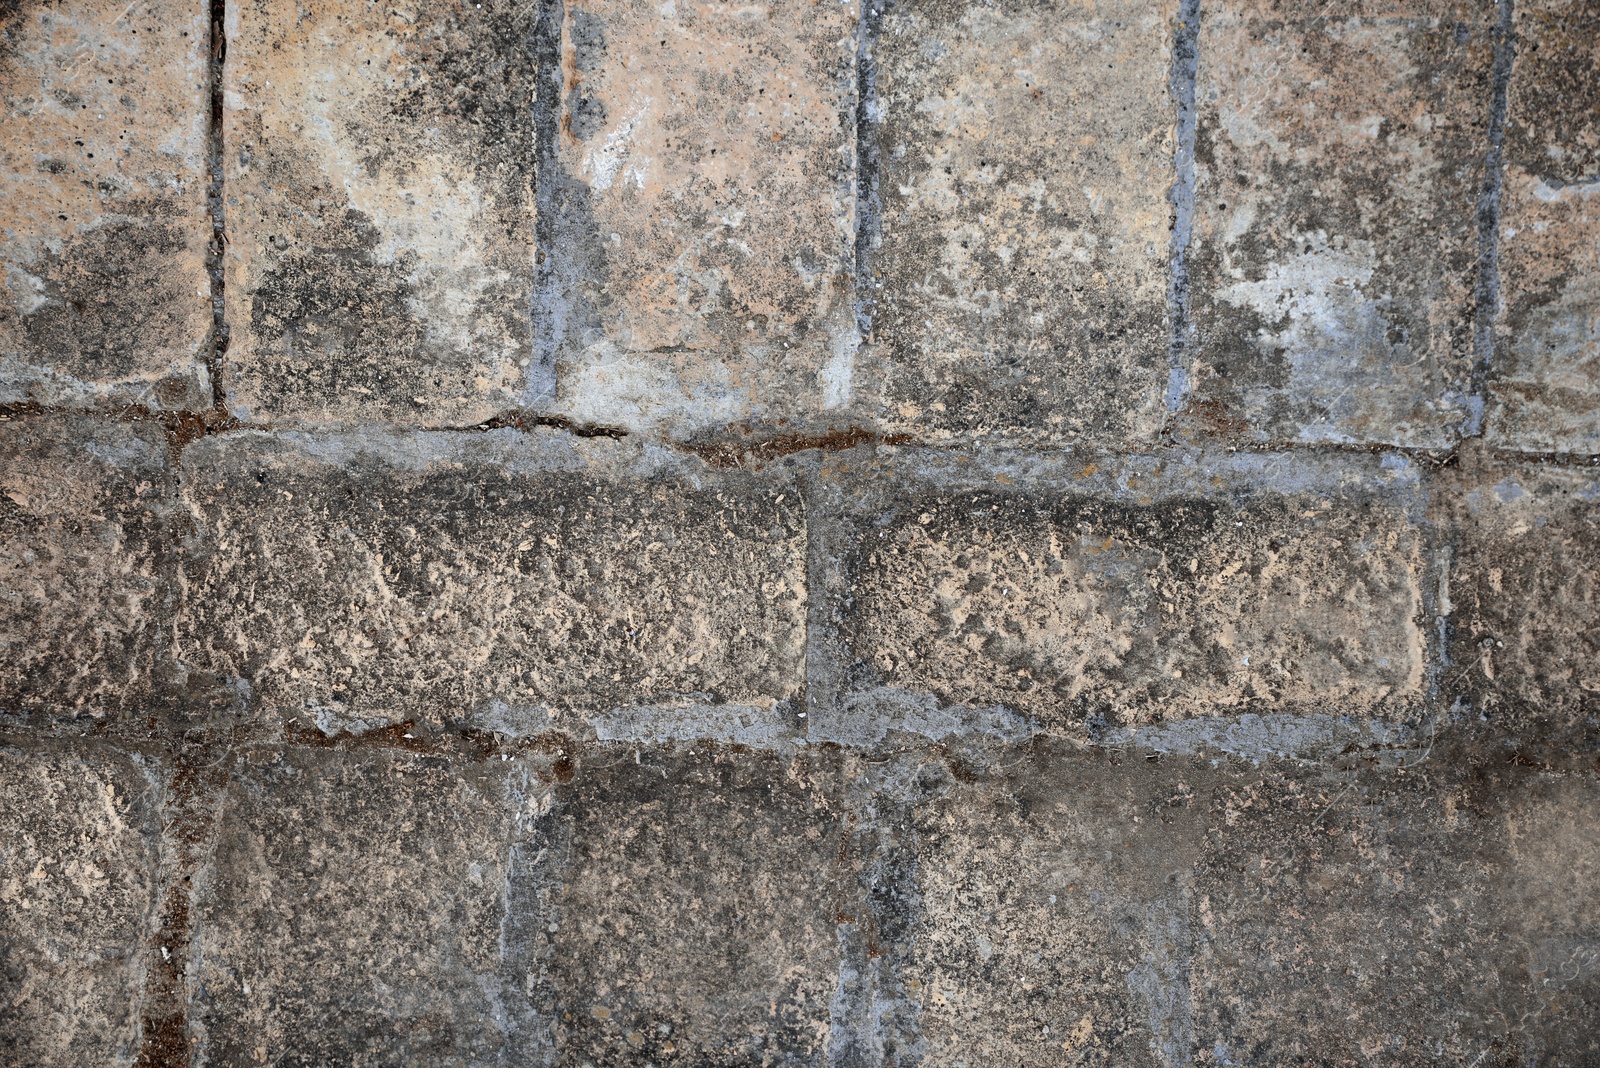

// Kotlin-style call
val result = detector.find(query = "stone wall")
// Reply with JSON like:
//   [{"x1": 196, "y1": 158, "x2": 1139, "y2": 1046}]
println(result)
[{"x1": 2, "y1": 0, "x2": 1597, "y2": 1064}]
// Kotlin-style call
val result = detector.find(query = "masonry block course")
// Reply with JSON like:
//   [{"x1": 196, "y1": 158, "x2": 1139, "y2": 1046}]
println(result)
[
  {"x1": 0, "y1": 0, "x2": 212, "y2": 412},
  {"x1": 3, "y1": 0, "x2": 1600, "y2": 1061}
]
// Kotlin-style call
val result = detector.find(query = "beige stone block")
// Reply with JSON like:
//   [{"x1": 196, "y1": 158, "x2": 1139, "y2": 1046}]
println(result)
[
  {"x1": 1184, "y1": 2, "x2": 1492, "y2": 447},
  {"x1": 871, "y1": 0, "x2": 1175, "y2": 446},
  {"x1": 0, "y1": 413, "x2": 173, "y2": 718},
  {"x1": 0, "y1": 742, "x2": 162, "y2": 1067},
  {"x1": 543, "y1": 0, "x2": 860, "y2": 437},
  {"x1": 175, "y1": 428, "x2": 807, "y2": 733},
  {"x1": 817, "y1": 450, "x2": 1427, "y2": 735},
  {"x1": 0, "y1": 0, "x2": 211, "y2": 410},
  {"x1": 223, "y1": 0, "x2": 537, "y2": 426}
]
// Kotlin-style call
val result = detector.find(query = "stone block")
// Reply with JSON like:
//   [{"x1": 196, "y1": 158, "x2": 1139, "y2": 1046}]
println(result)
[
  {"x1": 545, "y1": 747, "x2": 844, "y2": 1064},
  {"x1": 1446, "y1": 461, "x2": 1600, "y2": 754},
  {"x1": 540, "y1": 0, "x2": 860, "y2": 438},
  {"x1": 869, "y1": 0, "x2": 1174, "y2": 446},
  {"x1": 873, "y1": 745, "x2": 1600, "y2": 1065},
  {"x1": 1488, "y1": 0, "x2": 1600, "y2": 455},
  {"x1": 0, "y1": 741, "x2": 163, "y2": 1067},
  {"x1": 191, "y1": 746, "x2": 535, "y2": 1065},
  {"x1": 223, "y1": 0, "x2": 538, "y2": 426},
  {"x1": 1189, "y1": 758, "x2": 1600, "y2": 1065},
  {"x1": 176, "y1": 428, "x2": 807, "y2": 734},
  {"x1": 0, "y1": 0, "x2": 212, "y2": 411},
  {"x1": 1183, "y1": 1, "x2": 1492, "y2": 447},
  {"x1": 1503, "y1": 0, "x2": 1600, "y2": 184},
  {"x1": 900, "y1": 750, "x2": 1204, "y2": 1066},
  {"x1": 0, "y1": 414, "x2": 174, "y2": 719},
  {"x1": 809, "y1": 449, "x2": 1428, "y2": 741}
]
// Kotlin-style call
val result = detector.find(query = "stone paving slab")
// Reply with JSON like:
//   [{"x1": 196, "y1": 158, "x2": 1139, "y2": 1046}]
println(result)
[
  {"x1": 806, "y1": 447, "x2": 1432, "y2": 742},
  {"x1": 540, "y1": 0, "x2": 861, "y2": 439},
  {"x1": 0, "y1": 0, "x2": 212, "y2": 411},
  {"x1": 0, "y1": 740, "x2": 163, "y2": 1067},
  {"x1": 1487, "y1": 0, "x2": 1600, "y2": 456}
]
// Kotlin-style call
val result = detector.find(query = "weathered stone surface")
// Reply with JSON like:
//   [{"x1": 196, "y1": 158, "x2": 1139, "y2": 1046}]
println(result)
[
  {"x1": 223, "y1": 0, "x2": 537, "y2": 427},
  {"x1": 901, "y1": 750, "x2": 1202, "y2": 1067},
  {"x1": 176, "y1": 429, "x2": 807, "y2": 733},
  {"x1": 1488, "y1": 0, "x2": 1600, "y2": 455},
  {"x1": 1446, "y1": 461, "x2": 1600, "y2": 756},
  {"x1": 861, "y1": 744, "x2": 1600, "y2": 1066},
  {"x1": 1503, "y1": 0, "x2": 1600, "y2": 184},
  {"x1": 0, "y1": 0, "x2": 212, "y2": 411},
  {"x1": 809, "y1": 449, "x2": 1429, "y2": 741},
  {"x1": 1189, "y1": 757, "x2": 1600, "y2": 1065},
  {"x1": 1183, "y1": 2, "x2": 1491, "y2": 447},
  {"x1": 547, "y1": 747, "x2": 844, "y2": 1065},
  {"x1": 191, "y1": 745, "x2": 534, "y2": 1066},
  {"x1": 0, "y1": 414, "x2": 173, "y2": 719},
  {"x1": 540, "y1": 0, "x2": 860, "y2": 437},
  {"x1": 869, "y1": 0, "x2": 1174, "y2": 446},
  {"x1": 0, "y1": 741, "x2": 162, "y2": 1067}
]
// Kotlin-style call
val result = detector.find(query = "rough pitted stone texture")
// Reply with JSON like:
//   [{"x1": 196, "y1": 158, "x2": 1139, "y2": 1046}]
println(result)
[
  {"x1": 809, "y1": 449, "x2": 1428, "y2": 742},
  {"x1": 223, "y1": 0, "x2": 537, "y2": 427},
  {"x1": 1488, "y1": 0, "x2": 1600, "y2": 455},
  {"x1": 0, "y1": 414, "x2": 173, "y2": 719},
  {"x1": 1183, "y1": 1, "x2": 1492, "y2": 447},
  {"x1": 1503, "y1": 0, "x2": 1600, "y2": 185},
  {"x1": 541, "y1": 0, "x2": 859, "y2": 438},
  {"x1": 1447, "y1": 461, "x2": 1600, "y2": 757},
  {"x1": 0, "y1": 0, "x2": 212, "y2": 411},
  {"x1": 902, "y1": 751, "x2": 1202, "y2": 1067},
  {"x1": 176, "y1": 429, "x2": 807, "y2": 734},
  {"x1": 0, "y1": 741, "x2": 162, "y2": 1067},
  {"x1": 870, "y1": 0, "x2": 1173, "y2": 447},
  {"x1": 546, "y1": 748, "x2": 844, "y2": 1065},
  {"x1": 191, "y1": 746, "x2": 534, "y2": 1066}
]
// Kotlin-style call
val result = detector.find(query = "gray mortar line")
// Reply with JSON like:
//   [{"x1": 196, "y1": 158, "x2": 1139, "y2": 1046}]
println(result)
[
  {"x1": 1162, "y1": 0, "x2": 1202, "y2": 423},
  {"x1": 853, "y1": 0, "x2": 886, "y2": 345},
  {"x1": 529, "y1": 0, "x2": 570, "y2": 406},
  {"x1": 1465, "y1": 0, "x2": 1517, "y2": 438},
  {"x1": 205, "y1": 0, "x2": 230, "y2": 414}
]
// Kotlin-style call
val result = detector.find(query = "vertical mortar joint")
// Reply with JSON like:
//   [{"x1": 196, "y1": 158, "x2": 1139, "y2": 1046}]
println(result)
[{"x1": 1465, "y1": 0, "x2": 1518, "y2": 439}]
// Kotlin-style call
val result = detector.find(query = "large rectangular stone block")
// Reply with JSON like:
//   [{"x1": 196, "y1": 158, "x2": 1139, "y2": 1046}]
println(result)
[
  {"x1": 0, "y1": 414, "x2": 174, "y2": 719},
  {"x1": 191, "y1": 746, "x2": 534, "y2": 1065},
  {"x1": 544, "y1": 747, "x2": 845, "y2": 1064},
  {"x1": 871, "y1": 745, "x2": 1600, "y2": 1065},
  {"x1": 1182, "y1": 1, "x2": 1492, "y2": 447},
  {"x1": 808, "y1": 449, "x2": 1429, "y2": 742},
  {"x1": 1446, "y1": 461, "x2": 1600, "y2": 756},
  {"x1": 869, "y1": 0, "x2": 1175, "y2": 447},
  {"x1": 540, "y1": 0, "x2": 860, "y2": 438},
  {"x1": 0, "y1": 0, "x2": 212, "y2": 411},
  {"x1": 176, "y1": 429, "x2": 807, "y2": 734},
  {"x1": 1487, "y1": 0, "x2": 1600, "y2": 455},
  {"x1": 0, "y1": 741, "x2": 163, "y2": 1068},
  {"x1": 223, "y1": 0, "x2": 538, "y2": 426}
]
